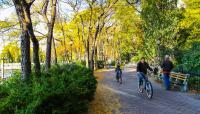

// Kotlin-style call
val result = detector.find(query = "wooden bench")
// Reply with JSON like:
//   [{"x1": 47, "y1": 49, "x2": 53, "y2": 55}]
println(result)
[
  {"x1": 169, "y1": 72, "x2": 190, "y2": 92},
  {"x1": 157, "y1": 71, "x2": 190, "y2": 92}
]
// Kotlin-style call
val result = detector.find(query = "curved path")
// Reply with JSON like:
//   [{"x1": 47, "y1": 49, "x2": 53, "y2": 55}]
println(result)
[{"x1": 96, "y1": 66, "x2": 200, "y2": 114}]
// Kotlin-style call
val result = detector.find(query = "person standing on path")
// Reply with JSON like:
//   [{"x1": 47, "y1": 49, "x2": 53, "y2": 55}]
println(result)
[{"x1": 161, "y1": 55, "x2": 174, "y2": 90}]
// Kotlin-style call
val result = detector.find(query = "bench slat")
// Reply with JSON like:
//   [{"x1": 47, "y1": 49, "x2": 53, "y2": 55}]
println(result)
[
  {"x1": 170, "y1": 73, "x2": 187, "y2": 78},
  {"x1": 173, "y1": 77, "x2": 186, "y2": 81},
  {"x1": 170, "y1": 76, "x2": 186, "y2": 79}
]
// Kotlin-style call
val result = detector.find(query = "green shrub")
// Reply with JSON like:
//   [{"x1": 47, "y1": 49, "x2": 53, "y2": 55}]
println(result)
[
  {"x1": 110, "y1": 61, "x2": 115, "y2": 66},
  {"x1": 75, "y1": 60, "x2": 86, "y2": 66},
  {"x1": 188, "y1": 76, "x2": 200, "y2": 91},
  {"x1": 178, "y1": 42, "x2": 200, "y2": 74},
  {"x1": 96, "y1": 60, "x2": 104, "y2": 69},
  {"x1": 0, "y1": 64, "x2": 97, "y2": 114}
]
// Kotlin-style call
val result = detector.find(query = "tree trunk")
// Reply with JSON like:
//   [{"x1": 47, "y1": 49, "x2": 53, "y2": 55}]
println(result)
[
  {"x1": 53, "y1": 37, "x2": 57, "y2": 64},
  {"x1": 45, "y1": 24, "x2": 53, "y2": 70},
  {"x1": 90, "y1": 22, "x2": 100, "y2": 71},
  {"x1": 45, "y1": 0, "x2": 57, "y2": 71},
  {"x1": 20, "y1": 32, "x2": 31, "y2": 80},
  {"x1": 84, "y1": 42, "x2": 90, "y2": 68},
  {"x1": 94, "y1": 46, "x2": 98, "y2": 70},
  {"x1": 88, "y1": 5, "x2": 93, "y2": 70},
  {"x1": 90, "y1": 47, "x2": 94, "y2": 71},
  {"x1": 27, "y1": 15, "x2": 41, "y2": 76},
  {"x1": 12, "y1": 0, "x2": 34, "y2": 80},
  {"x1": 86, "y1": 40, "x2": 90, "y2": 68},
  {"x1": 61, "y1": 22, "x2": 68, "y2": 63},
  {"x1": 80, "y1": 15, "x2": 89, "y2": 67},
  {"x1": 77, "y1": 23, "x2": 82, "y2": 60}
]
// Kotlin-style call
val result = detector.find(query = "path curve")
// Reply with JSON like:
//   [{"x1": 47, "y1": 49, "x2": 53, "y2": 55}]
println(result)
[{"x1": 96, "y1": 66, "x2": 200, "y2": 114}]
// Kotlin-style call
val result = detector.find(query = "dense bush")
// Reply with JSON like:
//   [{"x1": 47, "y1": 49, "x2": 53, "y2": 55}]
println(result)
[
  {"x1": 181, "y1": 42, "x2": 200, "y2": 74},
  {"x1": 110, "y1": 60, "x2": 115, "y2": 66},
  {"x1": 96, "y1": 60, "x2": 104, "y2": 69},
  {"x1": 173, "y1": 42, "x2": 200, "y2": 76},
  {"x1": 0, "y1": 64, "x2": 97, "y2": 114},
  {"x1": 75, "y1": 60, "x2": 86, "y2": 66},
  {"x1": 188, "y1": 76, "x2": 200, "y2": 91}
]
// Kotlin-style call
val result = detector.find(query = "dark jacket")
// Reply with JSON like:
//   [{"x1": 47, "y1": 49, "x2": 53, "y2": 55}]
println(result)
[
  {"x1": 161, "y1": 60, "x2": 173, "y2": 74},
  {"x1": 137, "y1": 62, "x2": 153, "y2": 74},
  {"x1": 115, "y1": 65, "x2": 122, "y2": 76},
  {"x1": 115, "y1": 65, "x2": 122, "y2": 72}
]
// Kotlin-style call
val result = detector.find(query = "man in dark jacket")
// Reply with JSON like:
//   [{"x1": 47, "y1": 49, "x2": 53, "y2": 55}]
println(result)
[
  {"x1": 136, "y1": 57, "x2": 153, "y2": 92},
  {"x1": 161, "y1": 55, "x2": 173, "y2": 90}
]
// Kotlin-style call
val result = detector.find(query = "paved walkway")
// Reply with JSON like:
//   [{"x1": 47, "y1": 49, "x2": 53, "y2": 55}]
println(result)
[{"x1": 96, "y1": 66, "x2": 200, "y2": 114}]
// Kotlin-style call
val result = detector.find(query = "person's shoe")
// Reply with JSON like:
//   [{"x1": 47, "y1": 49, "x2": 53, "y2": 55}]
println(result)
[
  {"x1": 138, "y1": 88, "x2": 143, "y2": 93},
  {"x1": 138, "y1": 86, "x2": 144, "y2": 93}
]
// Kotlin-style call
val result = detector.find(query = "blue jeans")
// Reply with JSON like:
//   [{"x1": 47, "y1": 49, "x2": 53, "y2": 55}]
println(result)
[
  {"x1": 163, "y1": 73, "x2": 170, "y2": 90},
  {"x1": 136, "y1": 72, "x2": 147, "y2": 87}
]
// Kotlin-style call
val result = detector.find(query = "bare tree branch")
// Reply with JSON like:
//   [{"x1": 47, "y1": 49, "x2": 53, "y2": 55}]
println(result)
[
  {"x1": 28, "y1": 0, "x2": 36, "y2": 7},
  {"x1": 0, "y1": 22, "x2": 19, "y2": 33},
  {"x1": 126, "y1": 0, "x2": 140, "y2": 5},
  {"x1": 43, "y1": 0, "x2": 49, "y2": 14},
  {"x1": 126, "y1": 0, "x2": 141, "y2": 13}
]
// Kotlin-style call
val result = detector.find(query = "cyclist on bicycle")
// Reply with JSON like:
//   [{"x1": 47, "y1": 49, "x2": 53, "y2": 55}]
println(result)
[
  {"x1": 115, "y1": 60, "x2": 123, "y2": 84},
  {"x1": 136, "y1": 57, "x2": 153, "y2": 92}
]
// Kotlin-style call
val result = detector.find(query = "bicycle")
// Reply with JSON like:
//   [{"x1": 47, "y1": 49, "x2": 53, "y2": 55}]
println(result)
[{"x1": 138, "y1": 72, "x2": 153, "y2": 99}]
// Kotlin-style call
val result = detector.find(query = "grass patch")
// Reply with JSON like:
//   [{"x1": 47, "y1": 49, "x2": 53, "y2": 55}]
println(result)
[{"x1": 88, "y1": 72, "x2": 121, "y2": 114}]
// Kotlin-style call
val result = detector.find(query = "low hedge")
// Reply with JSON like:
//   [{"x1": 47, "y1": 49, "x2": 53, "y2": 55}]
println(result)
[
  {"x1": 0, "y1": 64, "x2": 97, "y2": 114},
  {"x1": 96, "y1": 60, "x2": 104, "y2": 69},
  {"x1": 110, "y1": 61, "x2": 115, "y2": 66},
  {"x1": 75, "y1": 60, "x2": 86, "y2": 66},
  {"x1": 188, "y1": 76, "x2": 200, "y2": 91}
]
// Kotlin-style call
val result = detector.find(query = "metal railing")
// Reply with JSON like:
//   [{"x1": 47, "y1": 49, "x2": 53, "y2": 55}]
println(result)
[
  {"x1": 0, "y1": 62, "x2": 21, "y2": 79},
  {"x1": 0, "y1": 63, "x2": 21, "y2": 70}
]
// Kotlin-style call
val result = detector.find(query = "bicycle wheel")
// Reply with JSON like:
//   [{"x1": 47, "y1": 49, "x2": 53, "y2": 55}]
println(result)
[
  {"x1": 116, "y1": 74, "x2": 119, "y2": 82},
  {"x1": 145, "y1": 81, "x2": 153, "y2": 99}
]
